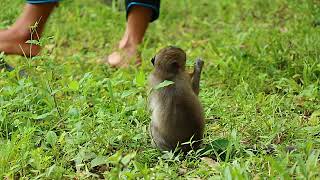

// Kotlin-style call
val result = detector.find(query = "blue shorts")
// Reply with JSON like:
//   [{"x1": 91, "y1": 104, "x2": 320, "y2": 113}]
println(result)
[
  {"x1": 27, "y1": 0, "x2": 59, "y2": 3},
  {"x1": 125, "y1": 0, "x2": 160, "y2": 22},
  {"x1": 27, "y1": 0, "x2": 160, "y2": 22}
]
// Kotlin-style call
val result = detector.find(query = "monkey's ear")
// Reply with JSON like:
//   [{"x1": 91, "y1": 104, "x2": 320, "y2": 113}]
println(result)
[{"x1": 151, "y1": 56, "x2": 155, "y2": 66}]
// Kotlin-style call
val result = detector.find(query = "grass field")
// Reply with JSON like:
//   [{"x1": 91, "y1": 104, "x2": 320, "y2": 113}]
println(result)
[{"x1": 1, "y1": 0, "x2": 320, "y2": 179}]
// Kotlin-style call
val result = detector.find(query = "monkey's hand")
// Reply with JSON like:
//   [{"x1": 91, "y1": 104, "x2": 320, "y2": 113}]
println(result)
[{"x1": 194, "y1": 58, "x2": 204, "y2": 73}]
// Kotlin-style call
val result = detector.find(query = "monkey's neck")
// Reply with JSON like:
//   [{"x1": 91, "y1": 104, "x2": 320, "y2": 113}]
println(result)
[{"x1": 153, "y1": 69, "x2": 183, "y2": 81}]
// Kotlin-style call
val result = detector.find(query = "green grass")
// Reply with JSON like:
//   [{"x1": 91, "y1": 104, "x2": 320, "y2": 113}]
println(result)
[{"x1": 1, "y1": 0, "x2": 320, "y2": 179}]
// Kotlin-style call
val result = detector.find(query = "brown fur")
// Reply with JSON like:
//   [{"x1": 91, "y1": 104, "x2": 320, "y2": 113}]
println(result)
[{"x1": 148, "y1": 46, "x2": 205, "y2": 153}]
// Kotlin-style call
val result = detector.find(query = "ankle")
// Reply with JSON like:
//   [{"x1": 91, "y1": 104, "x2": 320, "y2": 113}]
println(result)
[
  {"x1": 119, "y1": 38, "x2": 140, "y2": 52},
  {"x1": 8, "y1": 27, "x2": 39, "y2": 41},
  {"x1": 120, "y1": 30, "x2": 143, "y2": 48}
]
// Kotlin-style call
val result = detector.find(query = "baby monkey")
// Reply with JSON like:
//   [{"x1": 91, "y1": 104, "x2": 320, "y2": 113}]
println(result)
[{"x1": 148, "y1": 46, "x2": 205, "y2": 153}]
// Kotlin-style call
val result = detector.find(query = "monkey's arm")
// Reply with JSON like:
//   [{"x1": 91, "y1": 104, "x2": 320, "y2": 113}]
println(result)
[{"x1": 191, "y1": 59, "x2": 204, "y2": 95}]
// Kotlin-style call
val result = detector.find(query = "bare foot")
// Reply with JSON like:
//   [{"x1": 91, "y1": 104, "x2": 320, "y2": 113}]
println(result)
[
  {"x1": 0, "y1": 29, "x2": 41, "y2": 57},
  {"x1": 0, "y1": 3, "x2": 58, "y2": 57},
  {"x1": 104, "y1": 5, "x2": 152, "y2": 68},
  {"x1": 106, "y1": 46, "x2": 141, "y2": 68}
]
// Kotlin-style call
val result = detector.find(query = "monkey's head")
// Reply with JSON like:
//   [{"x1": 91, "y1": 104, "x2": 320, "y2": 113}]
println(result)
[{"x1": 151, "y1": 46, "x2": 186, "y2": 77}]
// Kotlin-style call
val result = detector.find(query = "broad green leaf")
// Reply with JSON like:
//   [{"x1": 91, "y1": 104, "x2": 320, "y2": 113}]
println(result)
[
  {"x1": 33, "y1": 111, "x2": 53, "y2": 120},
  {"x1": 69, "y1": 80, "x2": 79, "y2": 91},
  {"x1": 154, "y1": 80, "x2": 174, "y2": 90},
  {"x1": 121, "y1": 90, "x2": 135, "y2": 98},
  {"x1": 212, "y1": 138, "x2": 229, "y2": 150},
  {"x1": 46, "y1": 131, "x2": 57, "y2": 146},
  {"x1": 91, "y1": 156, "x2": 107, "y2": 168},
  {"x1": 309, "y1": 110, "x2": 320, "y2": 125},
  {"x1": 121, "y1": 152, "x2": 136, "y2": 166},
  {"x1": 135, "y1": 70, "x2": 146, "y2": 87},
  {"x1": 68, "y1": 107, "x2": 79, "y2": 117},
  {"x1": 107, "y1": 150, "x2": 122, "y2": 164},
  {"x1": 79, "y1": 72, "x2": 92, "y2": 84},
  {"x1": 46, "y1": 164, "x2": 56, "y2": 176}
]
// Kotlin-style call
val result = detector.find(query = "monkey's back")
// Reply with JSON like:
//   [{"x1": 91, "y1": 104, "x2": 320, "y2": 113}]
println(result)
[{"x1": 149, "y1": 74, "x2": 204, "y2": 152}]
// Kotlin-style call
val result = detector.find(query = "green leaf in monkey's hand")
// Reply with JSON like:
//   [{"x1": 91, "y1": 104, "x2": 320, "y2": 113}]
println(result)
[{"x1": 154, "y1": 80, "x2": 174, "y2": 90}]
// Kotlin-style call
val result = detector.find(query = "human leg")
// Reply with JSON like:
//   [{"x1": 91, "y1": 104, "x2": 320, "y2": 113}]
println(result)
[
  {"x1": 107, "y1": 0, "x2": 160, "y2": 68},
  {"x1": 0, "y1": 1, "x2": 58, "y2": 57}
]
